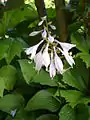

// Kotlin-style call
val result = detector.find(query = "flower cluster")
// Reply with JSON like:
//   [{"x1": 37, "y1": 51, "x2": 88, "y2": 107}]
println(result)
[{"x1": 25, "y1": 16, "x2": 76, "y2": 78}]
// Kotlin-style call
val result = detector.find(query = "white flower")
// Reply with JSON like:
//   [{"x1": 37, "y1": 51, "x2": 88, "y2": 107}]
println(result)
[
  {"x1": 38, "y1": 16, "x2": 47, "y2": 26},
  {"x1": 48, "y1": 34, "x2": 54, "y2": 43},
  {"x1": 42, "y1": 44, "x2": 50, "y2": 68},
  {"x1": 62, "y1": 51, "x2": 75, "y2": 67},
  {"x1": 49, "y1": 52, "x2": 56, "y2": 78},
  {"x1": 55, "y1": 39, "x2": 76, "y2": 52},
  {"x1": 49, "y1": 24, "x2": 56, "y2": 30},
  {"x1": 58, "y1": 47, "x2": 75, "y2": 67},
  {"x1": 25, "y1": 40, "x2": 44, "y2": 59},
  {"x1": 42, "y1": 29, "x2": 47, "y2": 38},
  {"x1": 29, "y1": 30, "x2": 41, "y2": 36},
  {"x1": 34, "y1": 51, "x2": 43, "y2": 71},
  {"x1": 54, "y1": 47, "x2": 63, "y2": 74}
]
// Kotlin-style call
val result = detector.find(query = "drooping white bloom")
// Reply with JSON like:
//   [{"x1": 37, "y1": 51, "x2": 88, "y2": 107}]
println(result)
[
  {"x1": 42, "y1": 44, "x2": 50, "y2": 68},
  {"x1": 48, "y1": 34, "x2": 54, "y2": 43},
  {"x1": 49, "y1": 52, "x2": 56, "y2": 78},
  {"x1": 42, "y1": 29, "x2": 47, "y2": 38},
  {"x1": 55, "y1": 39, "x2": 76, "y2": 52},
  {"x1": 58, "y1": 47, "x2": 75, "y2": 67},
  {"x1": 25, "y1": 40, "x2": 44, "y2": 59},
  {"x1": 54, "y1": 47, "x2": 63, "y2": 74},
  {"x1": 34, "y1": 51, "x2": 43, "y2": 71}
]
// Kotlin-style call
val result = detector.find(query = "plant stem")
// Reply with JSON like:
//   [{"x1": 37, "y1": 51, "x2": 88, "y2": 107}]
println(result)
[{"x1": 54, "y1": 0, "x2": 68, "y2": 42}]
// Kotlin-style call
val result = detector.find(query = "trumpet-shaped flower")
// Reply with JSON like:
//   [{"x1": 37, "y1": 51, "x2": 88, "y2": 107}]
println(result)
[
  {"x1": 54, "y1": 48, "x2": 63, "y2": 74},
  {"x1": 55, "y1": 39, "x2": 76, "y2": 52},
  {"x1": 34, "y1": 51, "x2": 43, "y2": 71},
  {"x1": 25, "y1": 40, "x2": 44, "y2": 59},
  {"x1": 58, "y1": 47, "x2": 75, "y2": 67},
  {"x1": 42, "y1": 44, "x2": 50, "y2": 68},
  {"x1": 49, "y1": 52, "x2": 56, "y2": 78}
]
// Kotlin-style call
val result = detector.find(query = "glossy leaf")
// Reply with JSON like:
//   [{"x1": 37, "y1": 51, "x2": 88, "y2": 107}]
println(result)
[
  {"x1": 0, "y1": 94, "x2": 24, "y2": 114},
  {"x1": 19, "y1": 59, "x2": 57, "y2": 86},
  {"x1": 0, "y1": 65, "x2": 17, "y2": 92},
  {"x1": 59, "y1": 104, "x2": 75, "y2": 120},
  {"x1": 25, "y1": 90, "x2": 60, "y2": 112}
]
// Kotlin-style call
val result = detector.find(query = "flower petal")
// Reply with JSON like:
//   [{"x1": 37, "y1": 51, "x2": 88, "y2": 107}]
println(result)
[
  {"x1": 48, "y1": 35, "x2": 54, "y2": 43},
  {"x1": 42, "y1": 44, "x2": 50, "y2": 68},
  {"x1": 29, "y1": 30, "x2": 41, "y2": 36},
  {"x1": 34, "y1": 51, "x2": 43, "y2": 71},
  {"x1": 55, "y1": 39, "x2": 76, "y2": 51},
  {"x1": 54, "y1": 48, "x2": 63, "y2": 74},
  {"x1": 62, "y1": 51, "x2": 75, "y2": 67},
  {"x1": 49, "y1": 52, "x2": 56, "y2": 78},
  {"x1": 42, "y1": 29, "x2": 47, "y2": 38},
  {"x1": 25, "y1": 40, "x2": 44, "y2": 59},
  {"x1": 41, "y1": 16, "x2": 47, "y2": 21},
  {"x1": 57, "y1": 47, "x2": 75, "y2": 67},
  {"x1": 49, "y1": 24, "x2": 56, "y2": 30}
]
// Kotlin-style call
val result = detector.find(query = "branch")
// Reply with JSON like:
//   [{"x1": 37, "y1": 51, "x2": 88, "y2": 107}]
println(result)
[
  {"x1": 54, "y1": 0, "x2": 68, "y2": 42},
  {"x1": 35, "y1": 0, "x2": 47, "y2": 18}
]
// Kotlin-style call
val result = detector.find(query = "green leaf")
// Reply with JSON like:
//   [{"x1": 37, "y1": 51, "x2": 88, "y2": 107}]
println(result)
[
  {"x1": 0, "y1": 94, "x2": 24, "y2": 114},
  {"x1": 59, "y1": 104, "x2": 75, "y2": 120},
  {"x1": 71, "y1": 33, "x2": 89, "y2": 53},
  {"x1": 0, "y1": 40, "x2": 10, "y2": 60},
  {"x1": 25, "y1": 90, "x2": 60, "y2": 112},
  {"x1": 60, "y1": 90, "x2": 90, "y2": 108},
  {"x1": 36, "y1": 114, "x2": 58, "y2": 120},
  {"x1": 75, "y1": 104, "x2": 89, "y2": 120},
  {"x1": 14, "y1": 109, "x2": 35, "y2": 120},
  {"x1": 19, "y1": 59, "x2": 36, "y2": 84},
  {"x1": 62, "y1": 58, "x2": 88, "y2": 91},
  {"x1": 5, "y1": 38, "x2": 23, "y2": 64},
  {"x1": 77, "y1": 53, "x2": 90, "y2": 68},
  {"x1": 69, "y1": 21, "x2": 83, "y2": 33},
  {"x1": 0, "y1": 65, "x2": 17, "y2": 92},
  {"x1": 19, "y1": 59, "x2": 57, "y2": 86}
]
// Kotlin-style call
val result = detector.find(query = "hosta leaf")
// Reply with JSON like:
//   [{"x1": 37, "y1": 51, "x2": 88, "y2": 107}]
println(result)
[
  {"x1": 19, "y1": 59, "x2": 57, "y2": 86},
  {"x1": 19, "y1": 59, "x2": 36, "y2": 84},
  {"x1": 69, "y1": 21, "x2": 83, "y2": 33},
  {"x1": 0, "y1": 80, "x2": 5, "y2": 97},
  {"x1": 36, "y1": 114, "x2": 58, "y2": 120},
  {"x1": 59, "y1": 104, "x2": 75, "y2": 120},
  {"x1": 25, "y1": 90, "x2": 60, "y2": 112},
  {"x1": 62, "y1": 58, "x2": 88, "y2": 91},
  {"x1": 0, "y1": 65, "x2": 17, "y2": 92},
  {"x1": 6, "y1": 38, "x2": 23, "y2": 64},
  {"x1": 14, "y1": 109, "x2": 35, "y2": 120},
  {"x1": 75, "y1": 104, "x2": 89, "y2": 120},
  {"x1": 77, "y1": 53, "x2": 90, "y2": 68},
  {"x1": 60, "y1": 90, "x2": 90, "y2": 108},
  {"x1": 0, "y1": 40, "x2": 10, "y2": 60},
  {"x1": 71, "y1": 33, "x2": 89, "y2": 53},
  {"x1": 0, "y1": 94, "x2": 24, "y2": 114}
]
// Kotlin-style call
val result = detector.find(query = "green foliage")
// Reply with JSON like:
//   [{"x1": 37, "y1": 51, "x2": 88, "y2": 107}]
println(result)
[
  {"x1": 59, "y1": 104, "x2": 75, "y2": 120},
  {"x1": 71, "y1": 33, "x2": 90, "y2": 68},
  {"x1": 0, "y1": 65, "x2": 17, "y2": 97},
  {"x1": 25, "y1": 90, "x2": 60, "y2": 112},
  {"x1": 19, "y1": 59, "x2": 57, "y2": 86},
  {"x1": 0, "y1": 94, "x2": 24, "y2": 114},
  {"x1": 0, "y1": 0, "x2": 89, "y2": 119}
]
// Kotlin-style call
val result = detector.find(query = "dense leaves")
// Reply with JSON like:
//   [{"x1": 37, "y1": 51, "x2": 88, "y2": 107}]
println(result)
[{"x1": 0, "y1": 0, "x2": 89, "y2": 120}]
